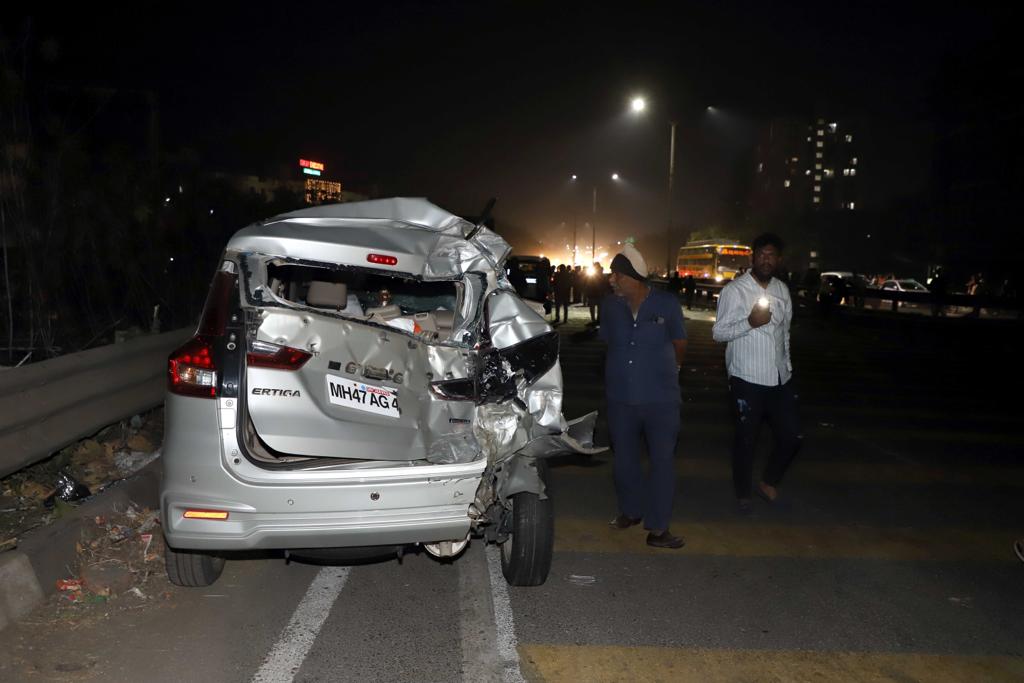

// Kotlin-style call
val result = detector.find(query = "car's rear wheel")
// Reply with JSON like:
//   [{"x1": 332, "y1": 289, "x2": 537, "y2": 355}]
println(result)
[
  {"x1": 164, "y1": 535, "x2": 226, "y2": 587},
  {"x1": 499, "y1": 468, "x2": 554, "y2": 587}
]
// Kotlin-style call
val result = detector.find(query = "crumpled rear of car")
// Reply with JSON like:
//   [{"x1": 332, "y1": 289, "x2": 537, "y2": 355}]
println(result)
[{"x1": 161, "y1": 197, "x2": 600, "y2": 562}]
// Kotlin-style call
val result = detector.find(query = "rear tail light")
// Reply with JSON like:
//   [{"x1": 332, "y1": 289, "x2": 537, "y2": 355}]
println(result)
[
  {"x1": 168, "y1": 337, "x2": 218, "y2": 398},
  {"x1": 367, "y1": 253, "x2": 398, "y2": 266},
  {"x1": 247, "y1": 340, "x2": 312, "y2": 370},
  {"x1": 168, "y1": 265, "x2": 238, "y2": 399}
]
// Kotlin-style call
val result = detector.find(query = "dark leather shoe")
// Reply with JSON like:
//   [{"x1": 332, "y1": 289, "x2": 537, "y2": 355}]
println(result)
[
  {"x1": 646, "y1": 530, "x2": 685, "y2": 549},
  {"x1": 609, "y1": 514, "x2": 643, "y2": 529}
]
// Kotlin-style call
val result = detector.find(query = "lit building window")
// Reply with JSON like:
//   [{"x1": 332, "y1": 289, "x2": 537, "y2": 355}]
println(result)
[
  {"x1": 829, "y1": 122, "x2": 837, "y2": 133},
  {"x1": 817, "y1": 129, "x2": 824, "y2": 136},
  {"x1": 852, "y1": 157, "x2": 858, "y2": 165},
  {"x1": 814, "y1": 175, "x2": 821, "y2": 181},
  {"x1": 843, "y1": 168, "x2": 850, "y2": 176},
  {"x1": 757, "y1": 162, "x2": 764, "y2": 173},
  {"x1": 814, "y1": 185, "x2": 821, "y2": 192},
  {"x1": 845, "y1": 134, "x2": 853, "y2": 143},
  {"x1": 849, "y1": 168, "x2": 857, "y2": 177},
  {"x1": 815, "y1": 163, "x2": 822, "y2": 170},
  {"x1": 816, "y1": 141, "x2": 824, "y2": 148},
  {"x1": 824, "y1": 169, "x2": 834, "y2": 178},
  {"x1": 806, "y1": 136, "x2": 812, "y2": 142},
  {"x1": 791, "y1": 157, "x2": 799, "y2": 162},
  {"x1": 848, "y1": 202, "x2": 856, "y2": 210},
  {"x1": 784, "y1": 180, "x2": 791, "y2": 188},
  {"x1": 813, "y1": 196, "x2": 821, "y2": 203},
  {"x1": 816, "y1": 152, "x2": 823, "y2": 159},
  {"x1": 817, "y1": 118, "x2": 825, "y2": 124}
]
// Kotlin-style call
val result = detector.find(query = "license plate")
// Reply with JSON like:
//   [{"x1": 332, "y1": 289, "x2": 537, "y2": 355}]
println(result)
[{"x1": 325, "y1": 375, "x2": 400, "y2": 418}]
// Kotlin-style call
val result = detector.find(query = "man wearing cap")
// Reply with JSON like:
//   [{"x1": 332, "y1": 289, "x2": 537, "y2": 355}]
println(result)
[
  {"x1": 599, "y1": 244, "x2": 688, "y2": 549},
  {"x1": 712, "y1": 233, "x2": 801, "y2": 515}
]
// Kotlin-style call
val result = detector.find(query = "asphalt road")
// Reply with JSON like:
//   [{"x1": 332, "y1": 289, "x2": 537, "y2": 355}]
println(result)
[{"x1": 2, "y1": 304, "x2": 1022, "y2": 682}]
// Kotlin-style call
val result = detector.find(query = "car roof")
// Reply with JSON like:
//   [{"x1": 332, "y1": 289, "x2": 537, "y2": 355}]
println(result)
[{"x1": 226, "y1": 198, "x2": 512, "y2": 278}]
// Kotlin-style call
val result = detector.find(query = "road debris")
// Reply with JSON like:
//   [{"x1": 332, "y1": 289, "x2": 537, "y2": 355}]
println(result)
[
  {"x1": 46, "y1": 500, "x2": 170, "y2": 622},
  {"x1": 1, "y1": 407, "x2": 164, "y2": 555}
]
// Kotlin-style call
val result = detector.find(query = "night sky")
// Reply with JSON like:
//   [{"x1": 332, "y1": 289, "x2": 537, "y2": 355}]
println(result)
[{"x1": 7, "y1": 2, "x2": 1014, "y2": 262}]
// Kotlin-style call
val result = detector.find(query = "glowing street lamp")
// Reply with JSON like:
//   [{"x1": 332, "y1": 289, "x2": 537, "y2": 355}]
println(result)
[
  {"x1": 630, "y1": 96, "x2": 647, "y2": 113},
  {"x1": 611, "y1": 172, "x2": 620, "y2": 181}
]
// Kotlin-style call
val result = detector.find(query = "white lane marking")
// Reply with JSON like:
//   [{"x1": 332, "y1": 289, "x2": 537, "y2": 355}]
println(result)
[
  {"x1": 251, "y1": 566, "x2": 350, "y2": 683},
  {"x1": 458, "y1": 543, "x2": 501, "y2": 682},
  {"x1": 485, "y1": 544, "x2": 526, "y2": 683}
]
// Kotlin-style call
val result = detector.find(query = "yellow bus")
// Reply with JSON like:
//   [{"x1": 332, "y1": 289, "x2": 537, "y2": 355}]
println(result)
[{"x1": 676, "y1": 241, "x2": 752, "y2": 281}]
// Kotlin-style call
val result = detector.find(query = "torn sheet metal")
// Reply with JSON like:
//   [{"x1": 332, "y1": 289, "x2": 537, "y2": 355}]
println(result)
[
  {"x1": 487, "y1": 290, "x2": 551, "y2": 349},
  {"x1": 229, "y1": 198, "x2": 512, "y2": 282},
  {"x1": 228, "y1": 197, "x2": 603, "y2": 477}
]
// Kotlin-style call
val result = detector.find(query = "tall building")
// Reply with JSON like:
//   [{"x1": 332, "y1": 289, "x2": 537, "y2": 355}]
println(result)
[{"x1": 753, "y1": 116, "x2": 861, "y2": 214}]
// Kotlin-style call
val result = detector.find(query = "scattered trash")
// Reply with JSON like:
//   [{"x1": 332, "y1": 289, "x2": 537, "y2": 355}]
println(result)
[
  {"x1": 0, "y1": 536, "x2": 16, "y2": 551},
  {"x1": 568, "y1": 574, "x2": 597, "y2": 587},
  {"x1": 56, "y1": 578, "x2": 84, "y2": 592},
  {"x1": 44, "y1": 471, "x2": 91, "y2": 508},
  {"x1": 140, "y1": 532, "x2": 154, "y2": 555},
  {"x1": 128, "y1": 587, "x2": 148, "y2": 600},
  {"x1": 56, "y1": 578, "x2": 85, "y2": 602},
  {"x1": 114, "y1": 449, "x2": 161, "y2": 475}
]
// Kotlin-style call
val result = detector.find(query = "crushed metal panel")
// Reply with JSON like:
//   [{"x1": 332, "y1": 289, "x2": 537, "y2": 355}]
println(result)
[
  {"x1": 228, "y1": 198, "x2": 512, "y2": 281},
  {"x1": 487, "y1": 289, "x2": 551, "y2": 350}
]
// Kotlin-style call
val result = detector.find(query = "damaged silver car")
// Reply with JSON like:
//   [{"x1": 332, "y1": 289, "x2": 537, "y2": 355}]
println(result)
[{"x1": 161, "y1": 197, "x2": 600, "y2": 587}]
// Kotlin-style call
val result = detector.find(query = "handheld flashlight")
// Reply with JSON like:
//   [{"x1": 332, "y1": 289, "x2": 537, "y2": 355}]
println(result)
[{"x1": 757, "y1": 296, "x2": 770, "y2": 309}]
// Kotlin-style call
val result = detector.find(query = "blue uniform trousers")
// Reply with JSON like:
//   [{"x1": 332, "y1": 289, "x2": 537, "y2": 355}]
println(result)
[{"x1": 607, "y1": 401, "x2": 681, "y2": 532}]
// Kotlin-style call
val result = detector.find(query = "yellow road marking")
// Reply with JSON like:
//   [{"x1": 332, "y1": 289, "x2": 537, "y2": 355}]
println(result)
[
  {"x1": 554, "y1": 458, "x2": 1024, "y2": 487},
  {"x1": 554, "y1": 517, "x2": 1013, "y2": 561},
  {"x1": 519, "y1": 645, "x2": 1024, "y2": 683}
]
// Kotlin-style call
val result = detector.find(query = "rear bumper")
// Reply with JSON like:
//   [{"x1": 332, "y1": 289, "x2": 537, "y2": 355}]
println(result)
[
  {"x1": 161, "y1": 393, "x2": 485, "y2": 551},
  {"x1": 162, "y1": 495, "x2": 479, "y2": 551}
]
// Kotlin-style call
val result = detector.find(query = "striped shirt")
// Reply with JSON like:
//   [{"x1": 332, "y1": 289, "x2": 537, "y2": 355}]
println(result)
[{"x1": 712, "y1": 272, "x2": 793, "y2": 386}]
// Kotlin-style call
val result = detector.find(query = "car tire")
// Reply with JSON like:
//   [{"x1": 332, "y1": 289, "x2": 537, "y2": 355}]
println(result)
[
  {"x1": 499, "y1": 469, "x2": 554, "y2": 587},
  {"x1": 164, "y1": 535, "x2": 226, "y2": 587}
]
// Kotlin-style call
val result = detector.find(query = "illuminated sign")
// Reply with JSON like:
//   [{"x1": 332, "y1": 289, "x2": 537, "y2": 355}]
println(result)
[
  {"x1": 719, "y1": 248, "x2": 752, "y2": 256},
  {"x1": 299, "y1": 159, "x2": 325, "y2": 172},
  {"x1": 302, "y1": 168, "x2": 322, "y2": 177}
]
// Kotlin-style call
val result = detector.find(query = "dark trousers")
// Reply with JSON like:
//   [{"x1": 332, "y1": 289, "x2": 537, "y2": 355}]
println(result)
[
  {"x1": 729, "y1": 376, "x2": 802, "y2": 499},
  {"x1": 607, "y1": 401, "x2": 680, "y2": 532},
  {"x1": 554, "y1": 299, "x2": 569, "y2": 321}
]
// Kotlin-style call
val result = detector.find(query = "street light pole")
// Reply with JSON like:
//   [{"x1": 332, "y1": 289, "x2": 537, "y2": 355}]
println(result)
[
  {"x1": 572, "y1": 216, "x2": 578, "y2": 267},
  {"x1": 666, "y1": 121, "x2": 677, "y2": 276}
]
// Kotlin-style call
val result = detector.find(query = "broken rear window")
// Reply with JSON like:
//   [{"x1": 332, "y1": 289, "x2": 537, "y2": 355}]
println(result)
[{"x1": 248, "y1": 261, "x2": 461, "y2": 340}]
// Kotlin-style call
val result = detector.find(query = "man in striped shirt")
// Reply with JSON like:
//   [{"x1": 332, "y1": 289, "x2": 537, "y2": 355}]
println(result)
[{"x1": 712, "y1": 233, "x2": 802, "y2": 515}]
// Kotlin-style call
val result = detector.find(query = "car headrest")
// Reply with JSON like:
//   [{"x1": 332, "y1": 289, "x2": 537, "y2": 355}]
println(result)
[
  {"x1": 433, "y1": 309, "x2": 455, "y2": 331},
  {"x1": 306, "y1": 281, "x2": 347, "y2": 308}
]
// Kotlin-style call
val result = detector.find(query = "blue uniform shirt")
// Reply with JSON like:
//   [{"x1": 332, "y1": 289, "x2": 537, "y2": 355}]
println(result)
[{"x1": 599, "y1": 287, "x2": 687, "y2": 405}]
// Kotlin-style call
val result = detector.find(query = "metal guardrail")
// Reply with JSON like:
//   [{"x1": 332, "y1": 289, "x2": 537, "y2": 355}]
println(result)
[{"x1": 0, "y1": 328, "x2": 191, "y2": 478}]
